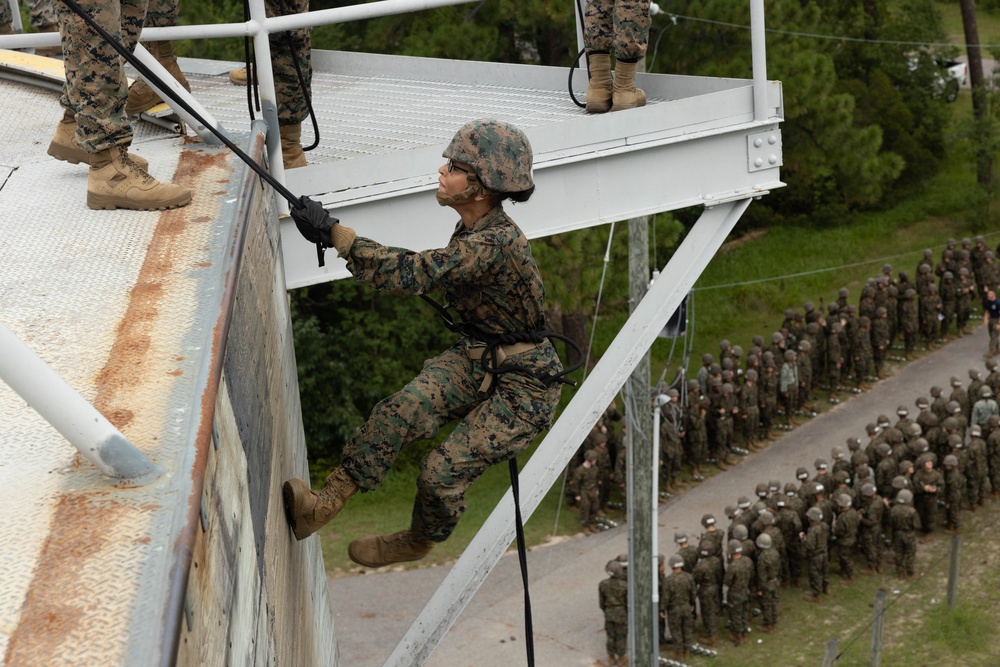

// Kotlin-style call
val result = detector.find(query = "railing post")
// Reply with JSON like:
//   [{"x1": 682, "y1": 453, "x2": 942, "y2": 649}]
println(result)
[
  {"x1": 247, "y1": 0, "x2": 289, "y2": 215},
  {"x1": 0, "y1": 321, "x2": 162, "y2": 482},
  {"x1": 947, "y1": 534, "x2": 961, "y2": 609},
  {"x1": 870, "y1": 588, "x2": 887, "y2": 667},
  {"x1": 749, "y1": 0, "x2": 768, "y2": 121}
]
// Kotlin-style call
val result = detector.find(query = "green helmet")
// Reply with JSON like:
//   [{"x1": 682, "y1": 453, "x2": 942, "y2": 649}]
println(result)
[{"x1": 443, "y1": 119, "x2": 534, "y2": 193}]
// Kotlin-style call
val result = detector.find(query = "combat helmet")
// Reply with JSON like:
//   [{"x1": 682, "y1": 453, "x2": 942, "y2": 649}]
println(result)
[{"x1": 443, "y1": 119, "x2": 534, "y2": 193}]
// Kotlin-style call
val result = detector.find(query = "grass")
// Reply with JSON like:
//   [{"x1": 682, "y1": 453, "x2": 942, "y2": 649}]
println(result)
[{"x1": 938, "y1": 0, "x2": 1000, "y2": 48}]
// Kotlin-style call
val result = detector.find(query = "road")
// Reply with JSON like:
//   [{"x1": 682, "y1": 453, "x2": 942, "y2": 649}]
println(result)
[{"x1": 329, "y1": 324, "x2": 990, "y2": 666}]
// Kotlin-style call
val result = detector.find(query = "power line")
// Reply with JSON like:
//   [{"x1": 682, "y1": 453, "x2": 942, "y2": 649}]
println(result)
[{"x1": 669, "y1": 12, "x2": 1000, "y2": 50}]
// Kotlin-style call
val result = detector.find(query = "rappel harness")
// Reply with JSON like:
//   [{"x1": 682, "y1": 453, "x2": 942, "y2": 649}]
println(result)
[{"x1": 419, "y1": 294, "x2": 584, "y2": 394}]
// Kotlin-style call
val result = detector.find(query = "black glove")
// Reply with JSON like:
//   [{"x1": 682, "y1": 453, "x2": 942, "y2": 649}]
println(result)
[{"x1": 291, "y1": 196, "x2": 339, "y2": 267}]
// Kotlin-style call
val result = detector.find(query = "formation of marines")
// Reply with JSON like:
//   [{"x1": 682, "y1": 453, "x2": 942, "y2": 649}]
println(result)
[{"x1": 594, "y1": 239, "x2": 1000, "y2": 663}]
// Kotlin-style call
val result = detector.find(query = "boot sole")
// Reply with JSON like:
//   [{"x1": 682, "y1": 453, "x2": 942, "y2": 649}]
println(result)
[
  {"x1": 87, "y1": 190, "x2": 192, "y2": 211},
  {"x1": 282, "y1": 480, "x2": 303, "y2": 539}
]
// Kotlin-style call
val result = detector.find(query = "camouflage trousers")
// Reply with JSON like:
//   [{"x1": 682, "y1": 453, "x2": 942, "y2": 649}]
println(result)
[
  {"x1": 807, "y1": 552, "x2": 828, "y2": 596},
  {"x1": 578, "y1": 487, "x2": 600, "y2": 528},
  {"x1": 697, "y1": 586, "x2": 720, "y2": 636},
  {"x1": 758, "y1": 586, "x2": 778, "y2": 627},
  {"x1": 29, "y1": 0, "x2": 58, "y2": 28},
  {"x1": 144, "y1": 0, "x2": 311, "y2": 124},
  {"x1": 858, "y1": 526, "x2": 882, "y2": 569},
  {"x1": 726, "y1": 596, "x2": 748, "y2": 633},
  {"x1": 605, "y1": 615, "x2": 627, "y2": 657},
  {"x1": 342, "y1": 342, "x2": 559, "y2": 543},
  {"x1": 584, "y1": 0, "x2": 651, "y2": 62},
  {"x1": 666, "y1": 608, "x2": 694, "y2": 652},
  {"x1": 55, "y1": 0, "x2": 147, "y2": 152},
  {"x1": 893, "y1": 531, "x2": 916, "y2": 576}
]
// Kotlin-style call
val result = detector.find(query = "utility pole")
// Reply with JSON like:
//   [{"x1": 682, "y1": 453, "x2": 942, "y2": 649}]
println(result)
[{"x1": 626, "y1": 214, "x2": 654, "y2": 667}]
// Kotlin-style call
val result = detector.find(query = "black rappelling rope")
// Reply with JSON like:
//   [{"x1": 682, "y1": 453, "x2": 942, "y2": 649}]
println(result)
[
  {"x1": 240, "y1": 0, "x2": 321, "y2": 152},
  {"x1": 567, "y1": 0, "x2": 589, "y2": 108},
  {"x1": 508, "y1": 457, "x2": 535, "y2": 667},
  {"x1": 56, "y1": 0, "x2": 302, "y2": 211}
]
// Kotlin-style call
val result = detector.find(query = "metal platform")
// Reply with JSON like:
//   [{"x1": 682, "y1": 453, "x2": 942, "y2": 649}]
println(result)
[{"x1": 147, "y1": 49, "x2": 785, "y2": 288}]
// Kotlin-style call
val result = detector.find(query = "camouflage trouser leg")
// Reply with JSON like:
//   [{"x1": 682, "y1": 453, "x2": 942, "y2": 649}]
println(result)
[
  {"x1": 859, "y1": 528, "x2": 881, "y2": 569},
  {"x1": 989, "y1": 321, "x2": 1000, "y2": 355},
  {"x1": 606, "y1": 618, "x2": 627, "y2": 657},
  {"x1": 727, "y1": 598, "x2": 747, "y2": 632},
  {"x1": 265, "y1": 0, "x2": 311, "y2": 124},
  {"x1": 837, "y1": 543, "x2": 855, "y2": 577},
  {"x1": 578, "y1": 489, "x2": 599, "y2": 528},
  {"x1": 583, "y1": 0, "x2": 651, "y2": 62},
  {"x1": 760, "y1": 589, "x2": 777, "y2": 626},
  {"x1": 807, "y1": 554, "x2": 826, "y2": 595},
  {"x1": 0, "y1": 0, "x2": 11, "y2": 26},
  {"x1": 698, "y1": 590, "x2": 719, "y2": 636},
  {"x1": 143, "y1": 0, "x2": 178, "y2": 28},
  {"x1": 667, "y1": 610, "x2": 693, "y2": 651},
  {"x1": 29, "y1": 0, "x2": 58, "y2": 28},
  {"x1": 894, "y1": 533, "x2": 916, "y2": 576},
  {"x1": 342, "y1": 346, "x2": 543, "y2": 542},
  {"x1": 55, "y1": 0, "x2": 147, "y2": 152}
]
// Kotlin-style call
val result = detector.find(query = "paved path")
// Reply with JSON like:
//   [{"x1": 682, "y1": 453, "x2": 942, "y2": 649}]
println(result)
[{"x1": 329, "y1": 326, "x2": 989, "y2": 666}]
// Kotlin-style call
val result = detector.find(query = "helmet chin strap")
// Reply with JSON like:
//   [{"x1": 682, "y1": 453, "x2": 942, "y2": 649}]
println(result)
[{"x1": 436, "y1": 171, "x2": 494, "y2": 207}]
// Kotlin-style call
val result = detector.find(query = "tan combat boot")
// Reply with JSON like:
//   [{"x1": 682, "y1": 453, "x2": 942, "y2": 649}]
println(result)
[
  {"x1": 279, "y1": 122, "x2": 307, "y2": 169},
  {"x1": 0, "y1": 23, "x2": 12, "y2": 35},
  {"x1": 125, "y1": 40, "x2": 191, "y2": 115},
  {"x1": 348, "y1": 529, "x2": 434, "y2": 568},
  {"x1": 585, "y1": 52, "x2": 613, "y2": 114},
  {"x1": 229, "y1": 65, "x2": 256, "y2": 85},
  {"x1": 87, "y1": 144, "x2": 192, "y2": 211},
  {"x1": 48, "y1": 109, "x2": 149, "y2": 170},
  {"x1": 282, "y1": 467, "x2": 358, "y2": 541},
  {"x1": 611, "y1": 60, "x2": 646, "y2": 111}
]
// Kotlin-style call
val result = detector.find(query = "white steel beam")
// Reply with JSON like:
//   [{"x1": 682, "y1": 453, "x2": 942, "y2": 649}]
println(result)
[{"x1": 384, "y1": 197, "x2": 751, "y2": 666}]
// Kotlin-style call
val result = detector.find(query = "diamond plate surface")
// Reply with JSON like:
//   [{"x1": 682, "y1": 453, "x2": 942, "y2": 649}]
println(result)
[
  {"x1": 130, "y1": 55, "x2": 594, "y2": 168},
  {"x1": 0, "y1": 77, "x2": 247, "y2": 665}
]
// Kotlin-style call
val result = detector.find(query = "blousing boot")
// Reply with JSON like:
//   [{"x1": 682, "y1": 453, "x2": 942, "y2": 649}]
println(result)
[
  {"x1": 87, "y1": 144, "x2": 191, "y2": 211},
  {"x1": 283, "y1": 467, "x2": 359, "y2": 541},
  {"x1": 348, "y1": 529, "x2": 434, "y2": 568},
  {"x1": 125, "y1": 41, "x2": 191, "y2": 115},
  {"x1": 611, "y1": 60, "x2": 646, "y2": 111},
  {"x1": 280, "y1": 122, "x2": 307, "y2": 169},
  {"x1": 48, "y1": 108, "x2": 149, "y2": 170},
  {"x1": 585, "y1": 52, "x2": 613, "y2": 114}
]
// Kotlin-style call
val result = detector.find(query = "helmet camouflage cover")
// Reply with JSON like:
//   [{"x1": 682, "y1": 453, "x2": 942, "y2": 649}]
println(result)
[{"x1": 443, "y1": 119, "x2": 534, "y2": 193}]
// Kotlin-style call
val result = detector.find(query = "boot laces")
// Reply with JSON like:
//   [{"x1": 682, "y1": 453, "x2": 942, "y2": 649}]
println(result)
[{"x1": 116, "y1": 145, "x2": 154, "y2": 184}]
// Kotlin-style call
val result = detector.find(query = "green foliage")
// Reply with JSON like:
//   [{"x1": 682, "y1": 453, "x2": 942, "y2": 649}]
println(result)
[{"x1": 290, "y1": 280, "x2": 454, "y2": 465}]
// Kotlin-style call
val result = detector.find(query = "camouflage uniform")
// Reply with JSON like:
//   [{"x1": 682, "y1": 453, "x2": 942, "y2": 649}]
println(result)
[
  {"x1": 803, "y1": 519, "x2": 830, "y2": 597},
  {"x1": 723, "y1": 553, "x2": 753, "y2": 643},
  {"x1": 54, "y1": 0, "x2": 148, "y2": 152},
  {"x1": 28, "y1": 0, "x2": 58, "y2": 29},
  {"x1": 832, "y1": 503, "x2": 859, "y2": 578},
  {"x1": 599, "y1": 567, "x2": 629, "y2": 660},
  {"x1": 0, "y1": 0, "x2": 10, "y2": 26},
  {"x1": 912, "y1": 462, "x2": 942, "y2": 537},
  {"x1": 858, "y1": 491, "x2": 885, "y2": 572},
  {"x1": 662, "y1": 568, "x2": 697, "y2": 655},
  {"x1": 340, "y1": 205, "x2": 563, "y2": 542},
  {"x1": 571, "y1": 459, "x2": 601, "y2": 531},
  {"x1": 584, "y1": 0, "x2": 651, "y2": 62},
  {"x1": 264, "y1": 0, "x2": 312, "y2": 125},
  {"x1": 693, "y1": 553, "x2": 722, "y2": 642},
  {"x1": 890, "y1": 499, "x2": 921, "y2": 577},
  {"x1": 942, "y1": 463, "x2": 964, "y2": 531},
  {"x1": 755, "y1": 543, "x2": 781, "y2": 629}
]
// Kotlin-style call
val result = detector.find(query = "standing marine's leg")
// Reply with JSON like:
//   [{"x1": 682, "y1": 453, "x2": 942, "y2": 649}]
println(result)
[
  {"x1": 125, "y1": 0, "x2": 192, "y2": 115},
  {"x1": 611, "y1": 0, "x2": 650, "y2": 110},
  {"x1": 52, "y1": 0, "x2": 191, "y2": 210},
  {"x1": 266, "y1": 0, "x2": 312, "y2": 168},
  {"x1": 583, "y1": 0, "x2": 615, "y2": 113}
]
